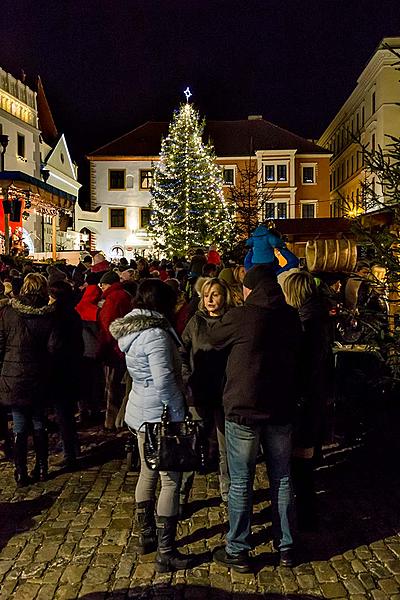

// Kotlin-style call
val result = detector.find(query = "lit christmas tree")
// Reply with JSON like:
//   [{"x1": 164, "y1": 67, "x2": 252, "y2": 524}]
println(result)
[{"x1": 149, "y1": 96, "x2": 234, "y2": 256}]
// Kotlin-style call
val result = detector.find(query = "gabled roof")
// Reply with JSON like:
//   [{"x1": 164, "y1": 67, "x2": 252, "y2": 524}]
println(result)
[
  {"x1": 37, "y1": 76, "x2": 58, "y2": 146},
  {"x1": 88, "y1": 118, "x2": 330, "y2": 159}
]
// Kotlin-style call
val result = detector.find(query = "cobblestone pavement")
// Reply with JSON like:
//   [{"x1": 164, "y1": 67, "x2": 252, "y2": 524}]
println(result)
[{"x1": 0, "y1": 409, "x2": 399, "y2": 600}]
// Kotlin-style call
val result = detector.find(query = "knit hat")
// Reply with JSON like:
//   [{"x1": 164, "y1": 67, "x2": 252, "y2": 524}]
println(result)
[
  {"x1": 218, "y1": 268, "x2": 235, "y2": 285},
  {"x1": 99, "y1": 270, "x2": 120, "y2": 285},
  {"x1": 47, "y1": 265, "x2": 67, "y2": 287},
  {"x1": 243, "y1": 265, "x2": 276, "y2": 290}
]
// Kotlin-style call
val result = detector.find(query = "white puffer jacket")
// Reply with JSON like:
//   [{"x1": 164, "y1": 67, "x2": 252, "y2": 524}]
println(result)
[{"x1": 109, "y1": 308, "x2": 185, "y2": 431}]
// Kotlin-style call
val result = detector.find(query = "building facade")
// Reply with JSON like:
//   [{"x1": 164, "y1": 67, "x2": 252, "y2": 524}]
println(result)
[
  {"x1": 0, "y1": 68, "x2": 80, "y2": 255},
  {"x1": 81, "y1": 116, "x2": 331, "y2": 258},
  {"x1": 318, "y1": 37, "x2": 400, "y2": 217}
]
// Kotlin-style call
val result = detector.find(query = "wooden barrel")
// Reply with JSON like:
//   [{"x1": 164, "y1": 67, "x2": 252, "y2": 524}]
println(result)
[{"x1": 305, "y1": 239, "x2": 357, "y2": 272}]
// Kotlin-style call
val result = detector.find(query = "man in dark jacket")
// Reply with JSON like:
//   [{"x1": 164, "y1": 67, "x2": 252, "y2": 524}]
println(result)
[{"x1": 209, "y1": 265, "x2": 302, "y2": 572}]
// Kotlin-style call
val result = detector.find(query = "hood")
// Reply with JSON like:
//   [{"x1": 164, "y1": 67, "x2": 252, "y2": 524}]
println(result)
[
  {"x1": 102, "y1": 281, "x2": 125, "y2": 298},
  {"x1": 252, "y1": 225, "x2": 269, "y2": 237},
  {"x1": 245, "y1": 279, "x2": 286, "y2": 310},
  {"x1": 109, "y1": 308, "x2": 169, "y2": 353},
  {"x1": 10, "y1": 298, "x2": 55, "y2": 316}
]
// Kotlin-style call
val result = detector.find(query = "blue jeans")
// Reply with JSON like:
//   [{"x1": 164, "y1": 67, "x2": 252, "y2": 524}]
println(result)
[
  {"x1": 12, "y1": 406, "x2": 46, "y2": 434},
  {"x1": 225, "y1": 419, "x2": 294, "y2": 555}
]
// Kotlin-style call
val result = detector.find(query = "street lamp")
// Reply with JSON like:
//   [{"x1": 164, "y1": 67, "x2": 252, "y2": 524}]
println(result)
[{"x1": 0, "y1": 135, "x2": 9, "y2": 172}]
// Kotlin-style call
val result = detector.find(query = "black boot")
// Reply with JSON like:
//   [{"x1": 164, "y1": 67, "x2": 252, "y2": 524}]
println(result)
[
  {"x1": 30, "y1": 429, "x2": 48, "y2": 482},
  {"x1": 136, "y1": 501, "x2": 156, "y2": 554},
  {"x1": 13, "y1": 433, "x2": 31, "y2": 488},
  {"x1": 155, "y1": 516, "x2": 193, "y2": 572}
]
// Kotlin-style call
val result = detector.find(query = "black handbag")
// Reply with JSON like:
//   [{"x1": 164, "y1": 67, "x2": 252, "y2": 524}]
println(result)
[{"x1": 143, "y1": 405, "x2": 207, "y2": 472}]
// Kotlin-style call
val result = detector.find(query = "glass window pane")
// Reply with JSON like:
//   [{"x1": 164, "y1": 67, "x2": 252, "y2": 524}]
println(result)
[
  {"x1": 140, "y1": 170, "x2": 154, "y2": 189},
  {"x1": 265, "y1": 165, "x2": 275, "y2": 182},
  {"x1": 109, "y1": 170, "x2": 125, "y2": 190},
  {"x1": 110, "y1": 209, "x2": 125, "y2": 228},
  {"x1": 277, "y1": 165, "x2": 287, "y2": 181},
  {"x1": 277, "y1": 203, "x2": 287, "y2": 219},
  {"x1": 302, "y1": 203, "x2": 315, "y2": 218},
  {"x1": 140, "y1": 208, "x2": 151, "y2": 229},
  {"x1": 223, "y1": 168, "x2": 234, "y2": 185},
  {"x1": 303, "y1": 167, "x2": 314, "y2": 183},
  {"x1": 265, "y1": 203, "x2": 275, "y2": 219}
]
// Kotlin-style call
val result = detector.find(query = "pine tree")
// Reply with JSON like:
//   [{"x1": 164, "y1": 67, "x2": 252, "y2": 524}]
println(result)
[{"x1": 149, "y1": 102, "x2": 234, "y2": 256}]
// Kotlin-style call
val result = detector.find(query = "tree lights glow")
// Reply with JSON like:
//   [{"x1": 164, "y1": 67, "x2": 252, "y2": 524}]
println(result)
[{"x1": 148, "y1": 102, "x2": 234, "y2": 255}]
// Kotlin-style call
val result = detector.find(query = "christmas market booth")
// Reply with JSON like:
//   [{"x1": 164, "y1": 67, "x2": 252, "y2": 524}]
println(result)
[{"x1": 0, "y1": 171, "x2": 76, "y2": 258}]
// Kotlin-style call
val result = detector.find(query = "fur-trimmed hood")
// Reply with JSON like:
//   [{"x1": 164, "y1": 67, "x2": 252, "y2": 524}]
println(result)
[
  {"x1": 10, "y1": 298, "x2": 55, "y2": 316},
  {"x1": 110, "y1": 308, "x2": 169, "y2": 340}
]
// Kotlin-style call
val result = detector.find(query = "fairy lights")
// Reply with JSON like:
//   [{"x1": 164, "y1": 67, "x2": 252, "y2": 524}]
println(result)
[{"x1": 149, "y1": 101, "x2": 233, "y2": 255}]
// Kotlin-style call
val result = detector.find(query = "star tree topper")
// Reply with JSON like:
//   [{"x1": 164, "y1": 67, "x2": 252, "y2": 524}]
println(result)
[{"x1": 184, "y1": 86, "x2": 192, "y2": 102}]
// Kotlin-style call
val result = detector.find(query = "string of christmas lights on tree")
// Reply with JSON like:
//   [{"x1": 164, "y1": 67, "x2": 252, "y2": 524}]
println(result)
[{"x1": 148, "y1": 96, "x2": 234, "y2": 255}]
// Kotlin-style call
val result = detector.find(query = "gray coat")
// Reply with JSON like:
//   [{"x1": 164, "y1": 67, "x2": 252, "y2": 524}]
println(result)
[{"x1": 110, "y1": 308, "x2": 186, "y2": 431}]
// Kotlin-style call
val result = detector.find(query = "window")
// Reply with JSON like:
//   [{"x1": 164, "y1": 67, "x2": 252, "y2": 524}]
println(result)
[
  {"x1": 371, "y1": 133, "x2": 376, "y2": 153},
  {"x1": 263, "y1": 201, "x2": 288, "y2": 220},
  {"x1": 277, "y1": 164, "x2": 287, "y2": 181},
  {"x1": 109, "y1": 208, "x2": 126, "y2": 228},
  {"x1": 264, "y1": 163, "x2": 288, "y2": 183},
  {"x1": 109, "y1": 169, "x2": 126, "y2": 190},
  {"x1": 140, "y1": 208, "x2": 152, "y2": 229},
  {"x1": 302, "y1": 165, "x2": 316, "y2": 184},
  {"x1": 361, "y1": 106, "x2": 365, "y2": 127},
  {"x1": 371, "y1": 91, "x2": 376, "y2": 115},
  {"x1": 301, "y1": 203, "x2": 316, "y2": 219},
  {"x1": 264, "y1": 165, "x2": 275, "y2": 182},
  {"x1": 351, "y1": 155, "x2": 354, "y2": 175},
  {"x1": 356, "y1": 113, "x2": 360, "y2": 132},
  {"x1": 17, "y1": 133, "x2": 25, "y2": 157},
  {"x1": 222, "y1": 166, "x2": 235, "y2": 185},
  {"x1": 140, "y1": 169, "x2": 154, "y2": 190}
]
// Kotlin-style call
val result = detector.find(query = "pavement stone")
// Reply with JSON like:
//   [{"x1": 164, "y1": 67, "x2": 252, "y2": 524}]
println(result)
[{"x1": 0, "y1": 415, "x2": 399, "y2": 599}]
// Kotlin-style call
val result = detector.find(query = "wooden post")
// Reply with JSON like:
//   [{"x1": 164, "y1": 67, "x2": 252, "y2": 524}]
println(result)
[{"x1": 52, "y1": 215, "x2": 57, "y2": 261}]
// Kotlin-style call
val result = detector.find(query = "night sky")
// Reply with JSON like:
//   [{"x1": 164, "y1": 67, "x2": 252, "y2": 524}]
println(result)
[{"x1": 1, "y1": 0, "x2": 399, "y2": 184}]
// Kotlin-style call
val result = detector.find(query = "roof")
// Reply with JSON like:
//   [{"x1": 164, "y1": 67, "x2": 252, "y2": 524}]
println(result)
[
  {"x1": 37, "y1": 76, "x2": 58, "y2": 146},
  {"x1": 88, "y1": 118, "x2": 330, "y2": 158}
]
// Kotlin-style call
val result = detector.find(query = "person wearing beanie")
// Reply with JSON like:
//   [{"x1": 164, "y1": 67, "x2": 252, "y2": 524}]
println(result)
[
  {"x1": 97, "y1": 268, "x2": 133, "y2": 430},
  {"x1": 208, "y1": 265, "x2": 302, "y2": 572},
  {"x1": 46, "y1": 265, "x2": 67, "y2": 288},
  {"x1": 72, "y1": 254, "x2": 93, "y2": 290}
]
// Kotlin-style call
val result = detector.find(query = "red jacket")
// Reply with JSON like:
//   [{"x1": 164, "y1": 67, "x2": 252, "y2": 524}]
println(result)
[
  {"x1": 75, "y1": 285, "x2": 102, "y2": 322},
  {"x1": 207, "y1": 249, "x2": 222, "y2": 265},
  {"x1": 97, "y1": 283, "x2": 132, "y2": 365}
]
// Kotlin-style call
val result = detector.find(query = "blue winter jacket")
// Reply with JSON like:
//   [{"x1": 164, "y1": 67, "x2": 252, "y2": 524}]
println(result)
[
  {"x1": 109, "y1": 308, "x2": 186, "y2": 431},
  {"x1": 246, "y1": 225, "x2": 285, "y2": 264}
]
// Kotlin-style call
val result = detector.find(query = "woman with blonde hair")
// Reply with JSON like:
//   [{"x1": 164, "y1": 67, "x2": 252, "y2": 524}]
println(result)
[
  {"x1": 0, "y1": 273, "x2": 61, "y2": 486},
  {"x1": 180, "y1": 277, "x2": 233, "y2": 514},
  {"x1": 281, "y1": 270, "x2": 332, "y2": 530}
]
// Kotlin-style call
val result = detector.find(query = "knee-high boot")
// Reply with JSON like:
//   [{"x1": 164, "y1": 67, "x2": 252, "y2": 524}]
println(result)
[
  {"x1": 13, "y1": 432, "x2": 31, "y2": 487},
  {"x1": 135, "y1": 501, "x2": 156, "y2": 554},
  {"x1": 155, "y1": 516, "x2": 194, "y2": 572},
  {"x1": 31, "y1": 429, "x2": 48, "y2": 482}
]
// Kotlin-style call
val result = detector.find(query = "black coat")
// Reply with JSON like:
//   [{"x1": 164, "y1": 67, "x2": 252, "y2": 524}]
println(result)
[
  {"x1": 0, "y1": 300, "x2": 61, "y2": 407},
  {"x1": 182, "y1": 310, "x2": 229, "y2": 408},
  {"x1": 208, "y1": 279, "x2": 302, "y2": 425}
]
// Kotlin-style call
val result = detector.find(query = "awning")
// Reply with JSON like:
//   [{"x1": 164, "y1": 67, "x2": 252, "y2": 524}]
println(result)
[{"x1": 0, "y1": 171, "x2": 77, "y2": 212}]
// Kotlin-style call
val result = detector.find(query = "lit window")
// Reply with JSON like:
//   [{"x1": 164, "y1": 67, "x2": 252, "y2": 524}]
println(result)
[
  {"x1": 140, "y1": 169, "x2": 154, "y2": 190},
  {"x1": 302, "y1": 166, "x2": 315, "y2": 184},
  {"x1": 302, "y1": 203, "x2": 316, "y2": 218},
  {"x1": 109, "y1": 208, "x2": 126, "y2": 228},
  {"x1": 222, "y1": 167, "x2": 235, "y2": 185},
  {"x1": 109, "y1": 170, "x2": 125, "y2": 190},
  {"x1": 264, "y1": 165, "x2": 275, "y2": 182},
  {"x1": 140, "y1": 208, "x2": 152, "y2": 229},
  {"x1": 264, "y1": 201, "x2": 288, "y2": 220},
  {"x1": 277, "y1": 164, "x2": 287, "y2": 181}
]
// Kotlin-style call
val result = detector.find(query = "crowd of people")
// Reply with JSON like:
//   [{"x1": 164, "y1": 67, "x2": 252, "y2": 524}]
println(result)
[{"x1": 0, "y1": 234, "x2": 387, "y2": 572}]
